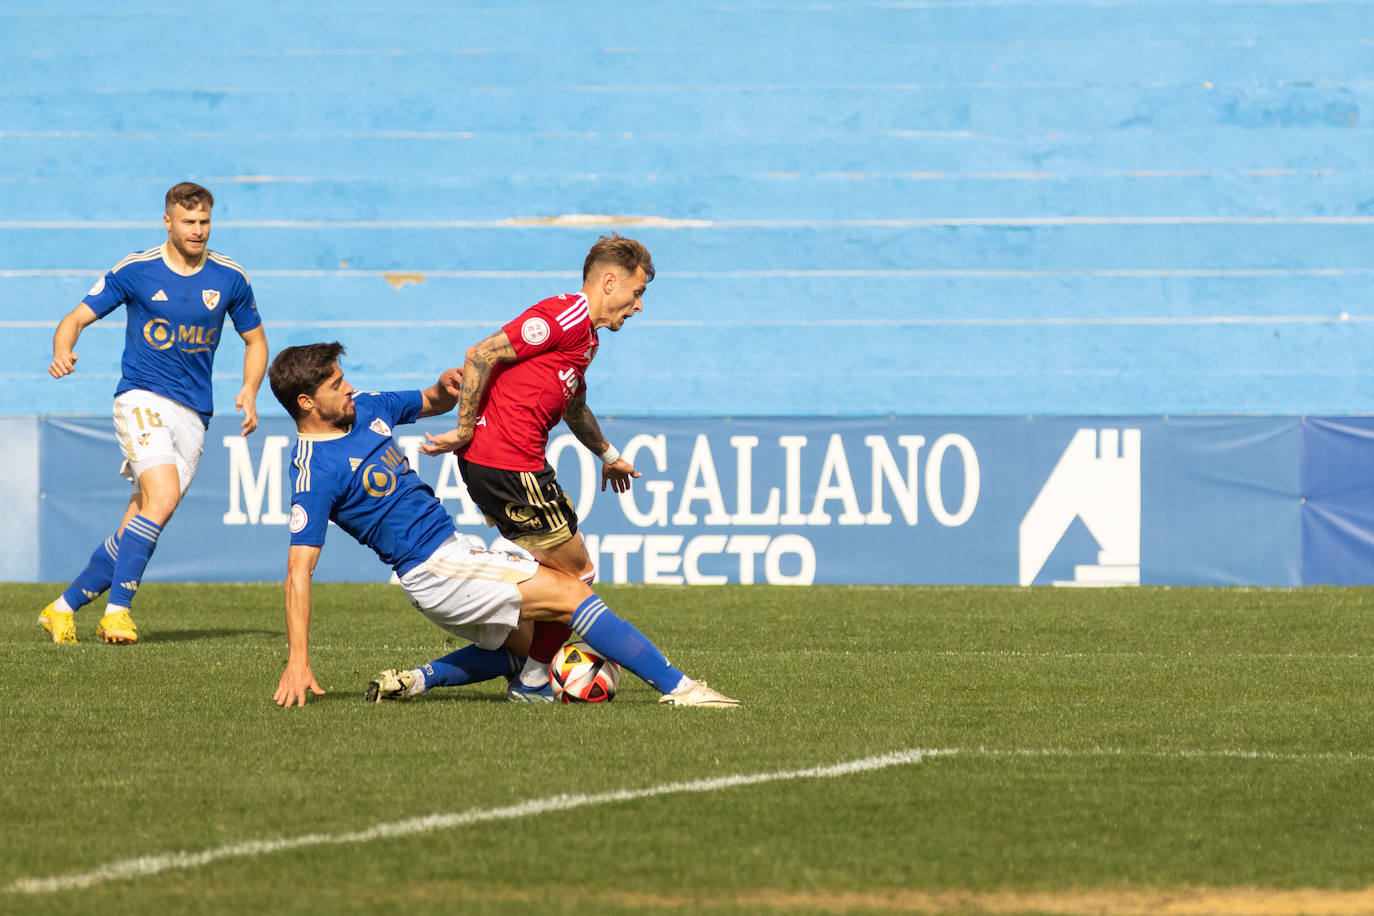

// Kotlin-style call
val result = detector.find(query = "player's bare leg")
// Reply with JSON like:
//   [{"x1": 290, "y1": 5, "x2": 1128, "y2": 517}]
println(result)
[
  {"x1": 40, "y1": 479, "x2": 173, "y2": 644},
  {"x1": 39, "y1": 488, "x2": 144, "y2": 643},
  {"x1": 99, "y1": 463, "x2": 182, "y2": 644},
  {"x1": 529, "y1": 532, "x2": 593, "y2": 580},
  {"x1": 516, "y1": 567, "x2": 740, "y2": 708},
  {"x1": 507, "y1": 530, "x2": 590, "y2": 700}
]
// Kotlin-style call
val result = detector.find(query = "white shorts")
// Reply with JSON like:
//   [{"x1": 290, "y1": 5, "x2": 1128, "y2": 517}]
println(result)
[
  {"x1": 112, "y1": 390, "x2": 205, "y2": 495},
  {"x1": 398, "y1": 534, "x2": 539, "y2": 649}
]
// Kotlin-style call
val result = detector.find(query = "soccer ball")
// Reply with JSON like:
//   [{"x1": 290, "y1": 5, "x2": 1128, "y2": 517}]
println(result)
[{"x1": 549, "y1": 642, "x2": 619, "y2": 703}]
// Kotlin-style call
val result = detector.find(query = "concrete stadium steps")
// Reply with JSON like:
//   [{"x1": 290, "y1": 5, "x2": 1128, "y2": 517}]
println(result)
[
  {"x1": 6, "y1": 42, "x2": 1374, "y2": 90},
  {"x1": 7, "y1": 127, "x2": 1371, "y2": 172},
  {"x1": 4, "y1": 83, "x2": 1369, "y2": 134},
  {"x1": 5, "y1": 2, "x2": 1373, "y2": 51},
  {"x1": 9, "y1": 273, "x2": 1371, "y2": 322},
  {"x1": 2, "y1": 0, "x2": 1371, "y2": 417},
  {"x1": 7, "y1": 319, "x2": 1368, "y2": 416},
  {"x1": 1, "y1": 174, "x2": 1370, "y2": 224},
  {"x1": 4, "y1": 223, "x2": 1374, "y2": 271}
]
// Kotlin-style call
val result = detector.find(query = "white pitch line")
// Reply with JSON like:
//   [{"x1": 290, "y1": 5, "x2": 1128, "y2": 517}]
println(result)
[
  {"x1": 4, "y1": 215, "x2": 1374, "y2": 229},
  {"x1": 972, "y1": 746, "x2": 1374, "y2": 763},
  {"x1": 4, "y1": 748, "x2": 950, "y2": 896},
  {"x1": 9, "y1": 743, "x2": 1373, "y2": 896}
]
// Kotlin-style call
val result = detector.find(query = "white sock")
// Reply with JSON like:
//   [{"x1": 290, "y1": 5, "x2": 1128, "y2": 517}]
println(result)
[
  {"x1": 54, "y1": 596, "x2": 74, "y2": 614},
  {"x1": 519, "y1": 656, "x2": 549, "y2": 688},
  {"x1": 407, "y1": 668, "x2": 427, "y2": 697}
]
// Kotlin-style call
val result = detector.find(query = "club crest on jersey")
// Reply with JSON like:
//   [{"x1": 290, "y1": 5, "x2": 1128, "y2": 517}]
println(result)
[
  {"x1": 202, "y1": 289, "x2": 220, "y2": 310},
  {"x1": 521, "y1": 317, "x2": 550, "y2": 345},
  {"x1": 87, "y1": 276, "x2": 105, "y2": 297},
  {"x1": 369, "y1": 418, "x2": 392, "y2": 437},
  {"x1": 289, "y1": 504, "x2": 308, "y2": 533}
]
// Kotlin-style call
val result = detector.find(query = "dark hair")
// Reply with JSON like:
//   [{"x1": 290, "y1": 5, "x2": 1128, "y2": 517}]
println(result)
[
  {"x1": 165, "y1": 182, "x2": 214, "y2": 213},
  {"x1": 582, "y1": 232, "x2": 654, "y2": 283},
  {"x1": 269, "y1": 342, "x2": 346, "y2": 420}
]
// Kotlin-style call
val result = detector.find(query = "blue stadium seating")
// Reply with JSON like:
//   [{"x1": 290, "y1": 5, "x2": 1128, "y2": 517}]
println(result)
[{"x1": 3, "y1": 1, "x2": 1372, "y2": 417}]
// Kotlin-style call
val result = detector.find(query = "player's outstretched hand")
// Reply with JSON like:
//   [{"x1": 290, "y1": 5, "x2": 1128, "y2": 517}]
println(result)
[
  {"x1": 275, "y1": 663, "x2": 326, "y2": 708},
  {"x1": 439, "y1": 368, "x2": 462, "y2": 398},
  {"x1": 601, "y1": 457, "x2": 642, "y2": 493},
  {"x1": 420, "y1": 427, "x2": 472, "y2": 456},
  {"x1": 49, "y1": 351, "x2": 78, "y2": 379},
  {"x1": 237, "y1": 388, "x2": 259, "y2": 436}
]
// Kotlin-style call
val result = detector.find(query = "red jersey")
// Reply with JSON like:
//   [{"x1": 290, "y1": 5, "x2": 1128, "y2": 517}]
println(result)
[{"x1": 461, "y1": 292, "x2": 600, "y2": 472}]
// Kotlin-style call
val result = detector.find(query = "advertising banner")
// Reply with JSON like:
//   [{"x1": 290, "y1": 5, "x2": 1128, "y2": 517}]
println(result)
[{"x1": 30, "y1": 413, "x2": 1357, "y2": 586}]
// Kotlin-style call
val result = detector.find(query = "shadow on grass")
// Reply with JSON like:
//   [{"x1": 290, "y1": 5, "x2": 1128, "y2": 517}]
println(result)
[
  {"x1": 281, "y1": 690, "x2": 510, "y2": 708},
  {"x1": 142, "y1": 627, "x2": 281, "y2": 643},
  {"x1": 421, "y1": 692, "x2": 514, "y2": 705}
]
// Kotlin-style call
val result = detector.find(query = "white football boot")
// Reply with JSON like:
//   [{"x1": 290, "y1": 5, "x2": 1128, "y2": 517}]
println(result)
[{"x1": 659, "y1": 677, "x2": 741, "y2": 708}]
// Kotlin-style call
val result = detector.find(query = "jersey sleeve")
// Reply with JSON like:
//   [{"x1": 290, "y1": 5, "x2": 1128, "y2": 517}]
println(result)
[
  {"x1": 354, "y1": 390, "x2": 424, "y2": 427},
  {"x1": 80, "y1": 267, "x2": 131, "y2": 319},
  {"x1": 227, "y1": 274, "x2": 262, "y2": 334},
  {"x1": 503, "y1": 301, "x2": 572, "y2": 360},
  {"x1": 288, "y1": 490, "x2": 333, "y2": 547}
]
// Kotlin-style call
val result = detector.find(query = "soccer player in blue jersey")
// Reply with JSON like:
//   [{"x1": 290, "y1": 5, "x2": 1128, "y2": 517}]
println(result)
[
  {"x1": 267, "y1": 342, "x2": 739, "y2": 709},
  {"x1": 38, "y1": 183, "x2": 268, "y2": 644}
]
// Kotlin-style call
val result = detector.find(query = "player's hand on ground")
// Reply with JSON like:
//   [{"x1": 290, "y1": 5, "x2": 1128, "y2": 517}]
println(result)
[
  {"x1": 275, "y1": 663, "x2": 325, "y2": 707},
  {"x1": 237, "y1": 388, "x2": 259, "y2": 436},
  {"x1": 420, "y1": 426, "x2": 472, "y2": 456},
  {"x1": 601, "y1": 457, "x2": 642, "y2": 493},
  {"x1": 49, "y1": 351, "x2": 78, "y2": 379}
]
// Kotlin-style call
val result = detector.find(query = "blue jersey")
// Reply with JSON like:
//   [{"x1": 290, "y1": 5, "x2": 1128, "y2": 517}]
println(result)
[
  {"x1": 82, "y1": 244, "x2": 261, "y2": 425},
  {"x1": 287, "y1": 391, "x2": 457, "y2": 576}
]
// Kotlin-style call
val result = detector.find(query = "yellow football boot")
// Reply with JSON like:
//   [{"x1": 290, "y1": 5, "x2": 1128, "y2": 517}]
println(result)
[
  {"x1": 97, "y1": 608, "x2": 138, "y2": 645},
  {"x1": 38, "y1": 601, "x2": 77, "y2": 644}
]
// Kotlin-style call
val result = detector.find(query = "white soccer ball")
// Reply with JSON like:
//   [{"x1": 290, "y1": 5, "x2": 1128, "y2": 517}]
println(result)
[{"x1": 549, "y1": 641, "x2": 619, "y2": 703}]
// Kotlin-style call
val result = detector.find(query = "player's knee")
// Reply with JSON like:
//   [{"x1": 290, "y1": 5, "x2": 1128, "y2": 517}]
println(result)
[
  {"x1": 139, "y1": 491, "x2": 182, "y2": 524},
  {"x1": 555, "y1": 569, "x2": 595, "y2": 615}
]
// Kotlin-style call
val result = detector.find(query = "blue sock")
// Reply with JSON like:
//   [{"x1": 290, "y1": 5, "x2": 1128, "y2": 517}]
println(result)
[
  {"x1": 571, "y1": 595, "x2": 686, "y2": 694},
  {"x1": 421, "y1": 646, "x2": 520, "y2": 689},
  {"x1": 108, "y1": 516, "x2": 162, "y2": 608},
  {"x1": 61, "y1": 534, "x2": 120, "y2": 610}
]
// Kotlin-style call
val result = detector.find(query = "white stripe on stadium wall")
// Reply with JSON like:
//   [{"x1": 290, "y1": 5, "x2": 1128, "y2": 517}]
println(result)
[
  {"x1": 3, "y1": 315, "x2": 1369, "y2": 329},
  {"x1": 7, "y1": 215, "x2": 1374, "y2": 229}
]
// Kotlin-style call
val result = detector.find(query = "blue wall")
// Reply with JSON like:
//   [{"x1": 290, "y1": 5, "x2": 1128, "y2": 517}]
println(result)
[
  {"x1": 3, "y1": 1, "x2": 1373, "y2": 419},
  {"x1": 23, "y1": 413, "x2": 1373, "y2": 586}
]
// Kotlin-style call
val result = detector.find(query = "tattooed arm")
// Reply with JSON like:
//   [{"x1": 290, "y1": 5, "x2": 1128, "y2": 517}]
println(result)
[
  {"x1": 565, "y1": 388, "x2": 642, "y2": 493},
  {"x1": 419, "y1": 330, "x2": 518, "y2": 455}
]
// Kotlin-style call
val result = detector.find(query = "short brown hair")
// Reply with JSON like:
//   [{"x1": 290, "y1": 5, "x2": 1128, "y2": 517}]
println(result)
[
  {"x1": 165, "y1": 182, "x2": 214, "y2": 213},
  {"x1": 582, "y1": 233, "x2": 654, "y2": 283},
  {"x1": 269, "y1": 342, "x2": 346, "y2": 420}
]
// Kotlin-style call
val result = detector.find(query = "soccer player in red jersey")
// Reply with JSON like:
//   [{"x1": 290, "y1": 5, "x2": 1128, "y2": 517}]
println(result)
[{"x1": 419, "y1": 234, "x2": 651, "y2": 700}]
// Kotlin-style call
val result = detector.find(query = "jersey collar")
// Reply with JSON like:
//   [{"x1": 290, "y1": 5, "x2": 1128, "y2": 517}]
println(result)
[
  {"x1": 297, "y1": 426, "x2": 352, "y2": 441},
  {"x1": 160, "y1": 242, "x2": 208, "y2": 277}
]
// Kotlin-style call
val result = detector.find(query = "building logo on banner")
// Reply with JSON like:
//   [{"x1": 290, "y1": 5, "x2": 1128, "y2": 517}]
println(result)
[{"x1": 1018, "y1": 428, "x2": 1140, "y2": 587}]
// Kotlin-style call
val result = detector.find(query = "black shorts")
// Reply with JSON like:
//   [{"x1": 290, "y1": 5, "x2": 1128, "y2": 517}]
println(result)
[{"x1": 458, "y1": 457, "x2": 579, "y2": 547}]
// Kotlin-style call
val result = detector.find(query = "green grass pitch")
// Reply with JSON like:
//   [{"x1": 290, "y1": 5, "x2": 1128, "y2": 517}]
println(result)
[{"x1": 2, "y1": 582, "x2": 1372, "y2": 915}]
